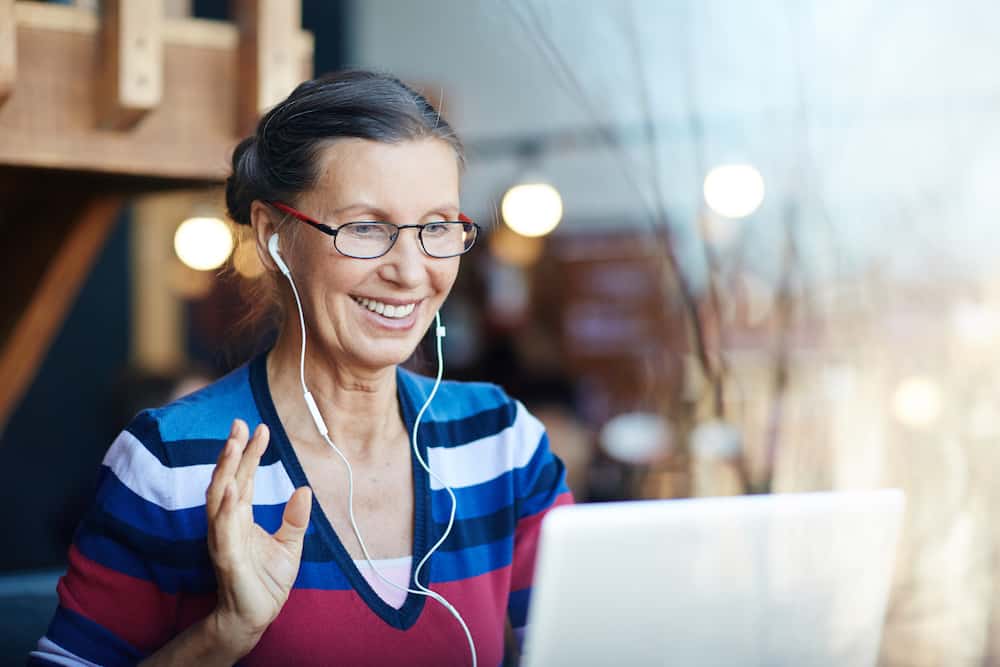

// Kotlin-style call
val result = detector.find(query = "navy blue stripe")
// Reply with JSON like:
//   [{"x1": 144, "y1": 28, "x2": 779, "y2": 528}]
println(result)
[
  {"x1": 428, "y1": 455, "x2": 568, "y2": 552},
  {"x1": 124, "y1": 411, "x2": 281, "y2": 468},
  {"x1": 421, "y1": 401, "x2": 517, "y2": 449},
  {"x1": 123, "y1": 410, "x2": 171, "y2": 467},
  {"x1": 76, "y1": 531, "x2": 216, "y2": 594},
  {"x1": 83, "y1": 488, "x2": 334, "y2": 570},
  {"x1": 435, "y1": 502, "x2": 514, "y2": 552},
  {"x1": 45, "y1": 605, "x2": 145, "y2": 667},
  {"x1": 508, "y1": 588, "x2": 532, "y2": 627},
  {"x1": 79, "y1": 507, "x2": 211, "y2": 570}
]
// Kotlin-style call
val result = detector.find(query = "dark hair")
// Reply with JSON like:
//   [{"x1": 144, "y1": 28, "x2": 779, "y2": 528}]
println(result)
[{"x1": 225, "y1": 69, "x2": 464, "y2": 226}]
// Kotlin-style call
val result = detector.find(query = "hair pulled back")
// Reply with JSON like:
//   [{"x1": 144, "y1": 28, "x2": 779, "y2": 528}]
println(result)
[{"x1": 225, "y1": 69, "x2": 464, "y2": 226}]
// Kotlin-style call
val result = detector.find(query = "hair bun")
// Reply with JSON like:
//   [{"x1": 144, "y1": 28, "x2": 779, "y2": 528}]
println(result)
[{"x1": 225, "y1": 136, "x2": 260, "y2": 226}]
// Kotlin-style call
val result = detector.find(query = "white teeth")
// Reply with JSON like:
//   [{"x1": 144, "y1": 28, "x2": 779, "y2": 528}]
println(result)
[{"x1": 353, "y1": 297, "x2": 417, "y2": 319}]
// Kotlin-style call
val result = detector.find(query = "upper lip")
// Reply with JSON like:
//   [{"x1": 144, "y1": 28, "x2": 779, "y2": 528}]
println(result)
[{"x1": 352, "y1": 295, "x2": 424, "y2": 306}]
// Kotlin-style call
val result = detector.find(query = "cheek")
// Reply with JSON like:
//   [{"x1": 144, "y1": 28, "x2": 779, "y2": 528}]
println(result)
[{"x1": 431, "y1": 260, "x2": 461, "y2": 295}]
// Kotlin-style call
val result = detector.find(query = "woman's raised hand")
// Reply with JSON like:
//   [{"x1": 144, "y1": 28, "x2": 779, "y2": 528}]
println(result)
[{"x1": 205, "y1": 418, "x2": 312, "y2": 656}]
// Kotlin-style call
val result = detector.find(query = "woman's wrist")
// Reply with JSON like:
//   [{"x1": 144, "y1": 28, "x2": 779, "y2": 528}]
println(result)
[
  {"x1": 204, "y1": 608, "x2": 264, "y2": 662},
  {"x1": 136, "y1": 610, "x2": 263, "y2": 667}
]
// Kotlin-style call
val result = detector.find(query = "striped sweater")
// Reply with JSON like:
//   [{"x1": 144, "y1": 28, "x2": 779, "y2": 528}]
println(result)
[{"x1": 31, "y1": 353, "x2": 572, "y2": 666}]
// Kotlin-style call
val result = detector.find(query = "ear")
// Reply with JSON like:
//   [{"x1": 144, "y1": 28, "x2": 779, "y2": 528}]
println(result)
[{"x1": 250, "y1": 200, "x2": 283, "y2": 274}]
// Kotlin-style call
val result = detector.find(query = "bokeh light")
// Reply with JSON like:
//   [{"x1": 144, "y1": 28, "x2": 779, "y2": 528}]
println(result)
[
  {"x1": 703, "y1": 164, "x2": 765, "y2": 219},
  {"x1": 501, "y1": 182, "x2": 564, "y2": 237},
  {"x1": 892, "y1": 376, "x2": 943, "y2": 429},
  {"x1": 173, "y1": 216, "x2": 233, "y2": 271}
]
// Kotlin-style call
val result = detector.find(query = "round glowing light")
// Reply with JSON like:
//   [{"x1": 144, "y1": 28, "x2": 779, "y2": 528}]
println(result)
[
  {"x1": 501, "y1": 183, "x2": 563, "y2": 237},
  {"x1": 703, "y1": 164, "x2": 765, "y2": 219},
  {"x1": 599, "y1": 412, "x2": 672, "y2": 464},
  {"x1": 892, "y1": 376, "x2": 942, "y2": 429},
  {"x1": 173, "y1": 216, "x2": 233, "y2": 271}
]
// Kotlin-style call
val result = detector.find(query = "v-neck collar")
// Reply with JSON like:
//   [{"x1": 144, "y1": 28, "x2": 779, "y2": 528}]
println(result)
[{"x1": 248, "y1": 351, "x2": 431, "y2": 630}]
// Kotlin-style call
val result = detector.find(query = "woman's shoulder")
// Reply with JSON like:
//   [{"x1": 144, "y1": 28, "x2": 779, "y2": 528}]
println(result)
[
  {"x1": 397, "y1": 368, "x2": 548, "y2": 452},
  {"x1": 119, "y1": 363, "x2": 260, "y2": 467},
  {"x1": 397, "y1": 367, "x2": 515, "y2": 420}
]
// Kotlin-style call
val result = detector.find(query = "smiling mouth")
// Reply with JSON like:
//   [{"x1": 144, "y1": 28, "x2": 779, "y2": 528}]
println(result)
[{"x1": 351, "y1": 296, "x2": 418, "y2": 319}]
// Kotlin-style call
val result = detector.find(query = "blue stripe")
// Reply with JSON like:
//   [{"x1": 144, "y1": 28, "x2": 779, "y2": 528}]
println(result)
[
  {"x1": 428, "y1": 457, "x2": 568, "y2": 552},
  {"x1": 508, "y1": 588, "x2": 532, "y2": 628},
  {"x1": 429, "y1": 535, "x2": 513, "y2": 583},
  {"x1": 421, "y1": 401, "x2": 517, "y2": 449},
  {"x1": 430, "y1": 471, "x2": 513, "y2": 522},
  {"x1": 398, "y1": 368, "x2": 509, "y2": 422},
  {"x1": 294, "y1": 559, "x2": 354, "y2": 590},
  {"x1": 153, "y1": 365, "x2": 262, "y2": 442},
  {"x1": 44, "y1": 605, "x2": 145, "y2": 667},
  {"x1": 428, "y1": 436, "x2": 553, "y2": 522}
]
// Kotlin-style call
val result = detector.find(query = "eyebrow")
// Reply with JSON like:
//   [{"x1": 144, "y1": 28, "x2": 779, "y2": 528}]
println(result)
[{"x1": 325, "y1": 202, "x2": 460, "y2": 218}]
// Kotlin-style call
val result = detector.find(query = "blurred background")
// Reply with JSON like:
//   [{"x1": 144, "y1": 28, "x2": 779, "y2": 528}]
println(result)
[{"x1": 3, "y1": 0, "x2": 1000, "y2": 664}]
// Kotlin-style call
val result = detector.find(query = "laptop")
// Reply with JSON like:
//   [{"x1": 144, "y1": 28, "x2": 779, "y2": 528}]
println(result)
[{"x1": 521, "y1": 489, "x2": 905, "y2": 667}]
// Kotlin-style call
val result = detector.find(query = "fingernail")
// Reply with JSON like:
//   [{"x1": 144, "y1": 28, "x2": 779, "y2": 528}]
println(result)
[{"x1": 230, "y1": 421, "x2": 239, "y2": 439}]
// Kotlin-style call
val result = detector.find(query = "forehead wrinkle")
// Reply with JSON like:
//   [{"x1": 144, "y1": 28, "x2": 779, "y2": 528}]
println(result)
[{"x1": 306, "y1": 138, "x2": 460, "y2": 220}]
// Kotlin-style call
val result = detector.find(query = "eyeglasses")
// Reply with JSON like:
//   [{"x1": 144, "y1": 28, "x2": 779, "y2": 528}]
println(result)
[{"x1": 267, "y1": 201, "x2": 480, "y2": 259}]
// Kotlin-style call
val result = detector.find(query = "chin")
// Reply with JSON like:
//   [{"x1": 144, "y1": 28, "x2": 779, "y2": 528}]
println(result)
[{"x1": 353, "y1": 340, "x2": 421, "y2": 371}]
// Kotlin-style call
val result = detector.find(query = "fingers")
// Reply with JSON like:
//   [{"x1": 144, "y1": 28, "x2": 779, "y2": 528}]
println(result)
[
  {"x1": 207, "y1": 419, "x2": 249, "y2": 517},
  {"x1": 274, "y1": 486, "x2": 313, "y2": 550},
  {"x1": 235, "y1": 424, "x2": 270, "y2": 502}
]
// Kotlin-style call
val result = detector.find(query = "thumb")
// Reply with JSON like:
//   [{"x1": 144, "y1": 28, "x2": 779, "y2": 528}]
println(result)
[{"x1": 274, "y1": 486, "x2": 312, "y2": 549}]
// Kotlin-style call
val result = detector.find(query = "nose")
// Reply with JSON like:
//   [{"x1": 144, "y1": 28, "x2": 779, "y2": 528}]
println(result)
[{"x1": 378, "y1": 227, "x2": 426, "y2": 287}]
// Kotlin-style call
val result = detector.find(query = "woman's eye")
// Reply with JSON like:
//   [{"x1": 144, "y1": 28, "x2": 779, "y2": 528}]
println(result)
[
  {"x1": 350, "y1": 223, "x2": 379, "y2": 235},
  {"x1": 424, "y1": 222, "x2": 449, "y2": 235}
]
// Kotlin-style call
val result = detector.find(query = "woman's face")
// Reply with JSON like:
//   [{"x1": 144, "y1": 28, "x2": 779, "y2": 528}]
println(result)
[{"x1": 268, "y1": 137, "x2": 462, "y2": 372}]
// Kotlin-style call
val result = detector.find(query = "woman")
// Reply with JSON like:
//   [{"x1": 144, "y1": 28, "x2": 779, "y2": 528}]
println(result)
[{"x1": 31, "y1": 70, "x2": 572, "y2": 667}]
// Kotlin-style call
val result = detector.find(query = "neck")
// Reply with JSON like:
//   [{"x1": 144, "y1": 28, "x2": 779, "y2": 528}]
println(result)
[{"x1": 266, "y1": 325, "x2": 405, "y2": 461}]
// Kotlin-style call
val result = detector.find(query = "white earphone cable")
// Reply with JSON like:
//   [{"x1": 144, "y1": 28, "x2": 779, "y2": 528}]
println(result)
[{"x1": 280, "y1": 255, "x2": 476, "y2": 667}]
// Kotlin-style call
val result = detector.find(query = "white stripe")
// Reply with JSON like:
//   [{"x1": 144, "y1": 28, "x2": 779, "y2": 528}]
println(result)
[
  {"x1": 426, "y1": 401, "x2": 545, "y2": 490},
  {"x1": 103, "y1": 430, "x2": 296, "y2": 511},
  {"x1": 30, "y1": 637, "x2": 102, "y2": 667}
]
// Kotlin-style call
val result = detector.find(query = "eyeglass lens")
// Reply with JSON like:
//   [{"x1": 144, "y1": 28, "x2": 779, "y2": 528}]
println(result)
[{"x1": 335, "y1": 222, "x2": 477, "y2": 258}]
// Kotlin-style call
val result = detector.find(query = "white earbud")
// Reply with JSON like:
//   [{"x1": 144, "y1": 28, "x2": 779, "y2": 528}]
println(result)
[{"x1": 268, "y1": 233, "x2": 291, "y2": 277}]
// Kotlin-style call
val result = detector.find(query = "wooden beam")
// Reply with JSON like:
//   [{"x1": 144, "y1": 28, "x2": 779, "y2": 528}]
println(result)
[
  {"x1": 0, "y1": 0, "x2": 14, "y2": 103},
  {"x1": 234, "y1": 0, "x2": 305, "y2": 135},
  {"x1": 0, "y1": 3, "x2": 313, "y2": 179},
  {"x1": 0, "y1": 196, "x2": 123, "y2": 432},
  {"x1": 98, "y1": 0, "x2": 164, "y2": 129}
]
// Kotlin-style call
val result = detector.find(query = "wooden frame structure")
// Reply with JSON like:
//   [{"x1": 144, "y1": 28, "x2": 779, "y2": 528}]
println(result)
[{"x1": 0, "y1": 0, "x2": 313, "y2": 431}]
